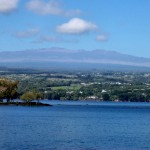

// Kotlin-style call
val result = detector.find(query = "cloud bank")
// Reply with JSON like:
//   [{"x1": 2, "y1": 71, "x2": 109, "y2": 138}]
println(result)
[
  {"x1": 57, "y1": 18, "x2": 97, "y2": 34},
  {"x1": 33, "y1": 35, "x2": 78, "y2": 43},
  {"x1": 0, "y1": 0, "x2": 19, "y2": 14},
  {"x1": 27, "y1": 0, "x2": 81, "y2": 16},
  {"x1": 96, "y1": 34, "x2": 109, "y2": 42},
  {"x1": 14, "y1": 28, "x2": 39, "y2": 38}
]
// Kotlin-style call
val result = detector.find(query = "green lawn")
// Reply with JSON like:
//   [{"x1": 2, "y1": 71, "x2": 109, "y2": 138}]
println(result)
[{"x1": 51, "y1": 85, "x2": 82, "y2": 90}]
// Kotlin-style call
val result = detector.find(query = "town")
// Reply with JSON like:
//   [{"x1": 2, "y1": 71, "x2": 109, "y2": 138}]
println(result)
[{"x1": 1, "y1": 67, "x2": 150, "y2": 102}]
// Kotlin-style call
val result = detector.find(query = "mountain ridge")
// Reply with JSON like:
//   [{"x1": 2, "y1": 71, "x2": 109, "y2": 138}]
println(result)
[{"x1": 0, "y1": 47, "x2": 150, "y2": 70}]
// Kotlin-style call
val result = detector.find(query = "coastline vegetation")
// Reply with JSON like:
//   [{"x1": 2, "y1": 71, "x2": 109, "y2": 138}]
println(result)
[
  {"x1": 1, "y1": 68, "x2": 150, "y2": 103},
  {"x1": 0, "y1": 78, "x2": 49, "y2": 106}
]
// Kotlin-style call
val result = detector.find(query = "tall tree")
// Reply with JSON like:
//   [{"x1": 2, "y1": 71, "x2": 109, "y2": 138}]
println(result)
[{"x1": 0, "y1": 78, "x2": 19, "y2": 102}]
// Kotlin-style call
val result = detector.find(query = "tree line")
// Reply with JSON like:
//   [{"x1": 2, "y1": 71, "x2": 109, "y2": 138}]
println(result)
[
  {"x1": 0, "y1": 78, "x2": 42, "y2": 103},
  {"x1": 1, "y1": 78, "x2": 150, "y2": 102}
]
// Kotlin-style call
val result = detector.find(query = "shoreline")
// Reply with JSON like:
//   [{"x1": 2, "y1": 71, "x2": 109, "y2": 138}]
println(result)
[{"x1": 0, "y1": 102, "x2": 52, "y2": 106}]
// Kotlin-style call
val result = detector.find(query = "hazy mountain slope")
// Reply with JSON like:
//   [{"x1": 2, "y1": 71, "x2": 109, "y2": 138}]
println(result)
[{"x1": 0, "y1": 47, "x2": 150, "y2": 70}]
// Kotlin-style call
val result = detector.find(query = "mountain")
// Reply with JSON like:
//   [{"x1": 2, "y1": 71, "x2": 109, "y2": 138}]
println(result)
[{"x1": 0, "y1": 47, "x2": 150, "y2": 71}]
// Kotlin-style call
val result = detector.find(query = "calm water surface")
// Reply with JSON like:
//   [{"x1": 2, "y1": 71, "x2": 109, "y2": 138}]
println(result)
[{"x1": 0, "y1": 101, "x2": 150, "y2": 150}]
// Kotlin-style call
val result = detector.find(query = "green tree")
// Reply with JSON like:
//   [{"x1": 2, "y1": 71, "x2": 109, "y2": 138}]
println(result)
[
  {"x1": 0, "y1": 78, "x2": 18, "y2": 102},
  {"x1": 20, "y1": 91, "x2": 42, "y2": 103},
  {"x1": 102, "y1": 93, "x2": 110, "y2": 101}
]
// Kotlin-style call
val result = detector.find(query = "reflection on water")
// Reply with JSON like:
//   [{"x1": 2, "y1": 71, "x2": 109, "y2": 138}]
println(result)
[{"x1": 0, "y1": 101, "x2": 150, "y2": 150}]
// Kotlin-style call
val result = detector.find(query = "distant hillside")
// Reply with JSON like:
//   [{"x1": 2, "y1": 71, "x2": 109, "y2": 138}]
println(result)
[{"x1": 0, "y1": 47, "x2": 150, "y2": 71}]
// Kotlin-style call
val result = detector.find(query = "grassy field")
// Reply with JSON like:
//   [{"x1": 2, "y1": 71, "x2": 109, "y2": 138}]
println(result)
[{"x1": 51, "y1": 85, "x2": 82, "y2": 90}]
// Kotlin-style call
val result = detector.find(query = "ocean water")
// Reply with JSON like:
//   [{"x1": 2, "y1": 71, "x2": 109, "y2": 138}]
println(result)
[{"x1": 0, "y1": 101, "x2": 150, "y2": 150}]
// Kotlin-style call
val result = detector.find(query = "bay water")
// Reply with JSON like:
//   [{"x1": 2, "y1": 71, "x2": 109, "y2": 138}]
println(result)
[{"x1": 0, "y1": 101, "x2": 150, "y2": 150}]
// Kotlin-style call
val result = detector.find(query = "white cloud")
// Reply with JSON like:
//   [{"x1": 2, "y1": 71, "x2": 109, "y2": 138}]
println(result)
[
  {"x1": 33, "y1": 35, "x2": 78, "y2": 43},
  {"x1": 57, "y1": 18, "x2": 97, "y2": 34},
  {"x1": 14, "y1": 28, "x2": 40, "y2": 38},
  {"x1": 0, "y1": 0, "x2": 19, "y2": 14},
  {"x1": 63, "y1": 9, "x2": 81, "y2": 17},
  {"x1": 27, "y1": 0, "x2": 81, "y2": 16},
  {"x1": 96, "y1": 34, "x2": 109, "y2": 42}
]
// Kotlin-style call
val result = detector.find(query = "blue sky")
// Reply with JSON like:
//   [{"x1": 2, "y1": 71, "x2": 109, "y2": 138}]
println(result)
[{"x1": 0, "y1": 0, "x2": 150, "y2": 57}]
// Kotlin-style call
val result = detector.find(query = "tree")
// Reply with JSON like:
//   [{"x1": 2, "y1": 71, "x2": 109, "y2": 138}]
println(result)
[
  {"x1": 102, "y1": 93, "x2": 110, "y2": 101},
  {"x1": 20, "y1": 91, "x2": 42, "y2": 103},
  {"x1": 0, "y1": 87, "x2": 6, "y2": 102},
  {"x1": 0, "y1": 78, "x2": 19, "y2": 102}
]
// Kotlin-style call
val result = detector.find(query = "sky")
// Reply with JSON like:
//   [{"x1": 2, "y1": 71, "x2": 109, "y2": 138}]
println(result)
[{"x1": 0, "y1": 0, "x2": 150, "y2": 57}]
